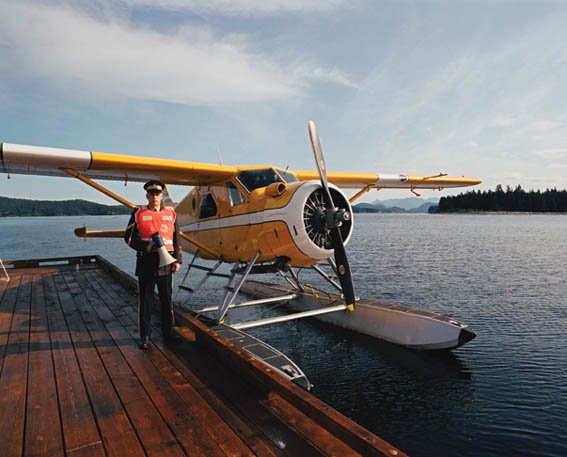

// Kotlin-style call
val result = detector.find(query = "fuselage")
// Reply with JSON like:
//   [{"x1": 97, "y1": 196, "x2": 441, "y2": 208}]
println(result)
[{"x1": 174, "y1": 167, "x2": 353, "y2": 267}]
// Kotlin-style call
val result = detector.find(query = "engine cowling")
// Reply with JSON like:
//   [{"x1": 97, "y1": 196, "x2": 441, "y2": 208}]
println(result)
[{"x1": 285, "y1": 181, "x2": 354, "y2": 261}]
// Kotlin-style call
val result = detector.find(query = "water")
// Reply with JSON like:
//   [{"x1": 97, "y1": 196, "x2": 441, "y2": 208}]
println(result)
[{"x1": 1, "y1": 213, "x2": 566, "y2": 457}]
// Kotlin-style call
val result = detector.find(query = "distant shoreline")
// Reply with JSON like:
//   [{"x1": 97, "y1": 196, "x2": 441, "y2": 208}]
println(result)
[
  {"x1": 437, "y1": 185, "x2": 567, "y2": 213},
  {"x1": 356, "y1": 211, "x2": 567, "y2": 215},
  {"x1": 0, "y1": 196, "x2": 131, "y2": 217},
  {"x1": 0, "y1": 214, "x2": 131, "y2": 218},
  {"x1": 433, "y1": 210, "x2": 567, "y2": 215}
]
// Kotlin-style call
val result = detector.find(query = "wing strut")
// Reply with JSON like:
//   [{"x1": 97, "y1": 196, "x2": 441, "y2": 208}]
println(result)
[
  {"x1": 348, "y1": 184, "x2": 374, "y2": 203},
  {"x1": 62, "y1": 168, "x2": 136, "y2": 209},
  {"x1": 61, "y1": 168, "x2": 219, "y2": 257}
]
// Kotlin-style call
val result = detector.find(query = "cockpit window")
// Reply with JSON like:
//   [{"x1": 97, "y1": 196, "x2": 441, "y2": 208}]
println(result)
[
  {"x1": 276, "y1": 168, "x2": 298, "y2": 183},
  {"x1": 236, "y1": 168, "x2": 283, "y2": 192}
]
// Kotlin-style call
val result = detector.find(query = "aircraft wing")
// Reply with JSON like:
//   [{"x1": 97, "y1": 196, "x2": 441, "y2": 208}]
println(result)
[
  {"x1": 1, "y1": 142, "x2": 480, "y2": 189},
  {"x1": 0, "y1": 142, "x2": 237, "y2": 186},
  {"x1": 292, "y1": 170, "x2": 481, "y2": 189},
  {"x1": 74, "y1": 227, "x2": 125, "y2": 238}
]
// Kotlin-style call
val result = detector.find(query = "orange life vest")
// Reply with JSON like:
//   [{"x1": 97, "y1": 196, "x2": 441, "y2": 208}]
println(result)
[{"x1": 135, "y1": 206, "x2": 176, "y2": 251}]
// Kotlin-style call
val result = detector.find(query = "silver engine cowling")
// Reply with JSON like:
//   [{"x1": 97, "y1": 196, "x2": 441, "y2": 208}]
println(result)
[{"x1": 285, "y1": 181, "x2": 354, "y2": 261}]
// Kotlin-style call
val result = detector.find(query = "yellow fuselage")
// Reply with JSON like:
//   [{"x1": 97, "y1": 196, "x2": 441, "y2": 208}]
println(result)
[{"x1": 175, "y1": 178, "x2": 348, "y2": 267}]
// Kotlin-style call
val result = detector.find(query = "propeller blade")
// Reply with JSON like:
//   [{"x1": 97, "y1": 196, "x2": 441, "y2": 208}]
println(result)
[
  {"x1": 331, "y1": 227, "x2": 356, "y2": 308},
  {"x1": 308, "y1": 120, "x2": 334, "y2": 209},
  {"x1": 308, "y1": 120, "x2": 356, "y2": 310}
]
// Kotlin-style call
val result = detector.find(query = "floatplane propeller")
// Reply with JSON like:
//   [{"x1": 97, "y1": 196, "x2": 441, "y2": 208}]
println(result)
[{"x1": 308, "y1": 120, "x2": 356, "y2": 312}]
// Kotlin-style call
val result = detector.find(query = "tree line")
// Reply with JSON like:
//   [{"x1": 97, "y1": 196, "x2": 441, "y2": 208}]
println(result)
[
  {"x1": 0, "y1": 196, "x2": 131, "y2": 217},
  {"x1": 435, "y1": 185, "x2": 567, "y2": 213}
]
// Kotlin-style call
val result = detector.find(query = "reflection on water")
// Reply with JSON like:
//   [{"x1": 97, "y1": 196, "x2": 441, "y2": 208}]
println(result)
[{"x1": 1, "y1": 213, "x2": 566, "y2": 457}]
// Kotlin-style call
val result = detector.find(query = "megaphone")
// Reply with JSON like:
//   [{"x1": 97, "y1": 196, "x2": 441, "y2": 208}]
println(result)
[{"x1": 151, "y1": 233, "x2": 178, "y2": 268}]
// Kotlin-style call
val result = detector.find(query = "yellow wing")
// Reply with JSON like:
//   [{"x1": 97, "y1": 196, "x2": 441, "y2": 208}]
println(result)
[
  {"x1": 292, "y1": 170, "x2": 481, "y2": 190},
  {"x1": 1, "y1": 142, "x2": 481, "y2": 189},
  {"x1": 0, "y1": 142, "x2": 237, "y2": 185}
]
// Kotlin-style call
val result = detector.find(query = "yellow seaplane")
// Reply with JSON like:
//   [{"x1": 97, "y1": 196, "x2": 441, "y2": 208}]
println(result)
[{"x1": 1, "y1": 122, "x2": 481, "y2": 356}]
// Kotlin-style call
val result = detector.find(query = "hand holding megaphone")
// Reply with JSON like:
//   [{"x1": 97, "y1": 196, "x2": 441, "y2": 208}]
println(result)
[{"x1": 151, "y1": 233, "x2": 178, "y2": 268}]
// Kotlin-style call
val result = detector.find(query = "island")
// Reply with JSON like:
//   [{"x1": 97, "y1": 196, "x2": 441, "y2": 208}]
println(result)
[
  {"x1": 0, "y1": 196, "x2": 132, "y2": 217},
  {"x1": 432, "y1": 185, "x2": 567, "y2": 213}
]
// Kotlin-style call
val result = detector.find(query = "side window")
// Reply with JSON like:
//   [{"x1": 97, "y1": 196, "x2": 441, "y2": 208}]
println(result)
[
  {"x1": 227, "y1": 182, "x2": 245, "y2": 206},
  {"x1": 199, "y1": 193, "x2": 217, "y2": 218}
]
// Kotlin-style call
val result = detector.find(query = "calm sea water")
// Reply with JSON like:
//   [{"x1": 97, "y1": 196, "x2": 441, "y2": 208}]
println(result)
[{"x1": 1, "y1": 213, "x2": 566, "y2": 457}]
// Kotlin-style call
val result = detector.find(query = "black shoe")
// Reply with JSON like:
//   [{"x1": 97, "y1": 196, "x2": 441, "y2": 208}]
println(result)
[{"x1": 139, "y1": 336, "x2": 150, "y2": 350}]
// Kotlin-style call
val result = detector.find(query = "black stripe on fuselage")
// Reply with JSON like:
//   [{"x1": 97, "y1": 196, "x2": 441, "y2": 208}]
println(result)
[{"x1": 182, "y1": 218, "x2": 289, "y2": 234}]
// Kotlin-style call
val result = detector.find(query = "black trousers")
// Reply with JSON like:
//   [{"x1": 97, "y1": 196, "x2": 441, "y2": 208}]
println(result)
[{"x1": 137, "y1": 273, "x2": 174, "y2": 340}]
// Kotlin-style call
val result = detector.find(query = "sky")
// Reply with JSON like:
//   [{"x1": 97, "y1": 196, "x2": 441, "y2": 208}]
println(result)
[{"x1": 1, "y1": 0, "x2": 567, "y2": 204}]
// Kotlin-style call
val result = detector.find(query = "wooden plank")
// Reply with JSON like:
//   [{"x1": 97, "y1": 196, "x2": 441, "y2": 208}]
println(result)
[
  {"x1": 188, "y1": 365, "x2": 283, "y2": 456},
  {"x1": 59, "y1": 272, "x2": 187, "y2": 457},
  {"x1": 88, "y1": 268, "x2": 306, "y2": 457},
  {"x1": 84, "y1": 269, "x2": 265, "y2": 457},
  {"x1": 52, "y1": 273, "x2": 146, "y2": 457},
  {"x1": 92, "y1": 276, "x2": 283, "y2": 457},
  {"x1": 69, "y1": 271, "x2": 227, "y2": 457},
  {"x1": 0, "y1": 274, "x2": 22, "y2": 377},
  {"x1": 93, "y1": 270, "x2": 315, "y2": 457},
  {"x1": 42, "y1": 273, "x2": 106, "y2": 457},
  {"x1": 0, "y1": 272, "x2": 11, "y2": 303},
  {"x1": 0, "y1": 274, "x2": 32, "y2": 457},
  {"x1": 262, "y1": 393, "x2": 363, "y2": 457},
  {"x1": 24, "y1": 273, "x2": 65, "y2": 457},
  {"x1": 171, "y1": 340, "x2": 326, "y2": 457},
  {"x1": 182, "y1": 366, "x2": 284, "y2": 457}
]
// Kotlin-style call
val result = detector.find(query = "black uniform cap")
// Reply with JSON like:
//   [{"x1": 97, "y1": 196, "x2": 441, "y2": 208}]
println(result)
[{"x1": 144, "y1": 179, "x2": 165, "y2": 192}]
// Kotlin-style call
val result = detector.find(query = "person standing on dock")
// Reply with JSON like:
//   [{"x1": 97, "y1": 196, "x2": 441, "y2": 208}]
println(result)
[{"x1": 124, "y1": 179, "x2": 183, "y2": 349}]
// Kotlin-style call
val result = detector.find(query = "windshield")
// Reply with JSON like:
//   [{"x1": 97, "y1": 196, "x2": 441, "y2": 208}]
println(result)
[
  {"x1": 236, "y1": 168, "x2": 283, "y2": 192},
  {"x1": 276, "y1": 168, "x2": 298, "y2": 183}
]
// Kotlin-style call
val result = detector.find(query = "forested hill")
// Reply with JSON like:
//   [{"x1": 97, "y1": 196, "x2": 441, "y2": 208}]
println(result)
[
  {"x1": 435, "y1": 185, "x2": 567, "y2": 213},
  {"x1": 0, "y1": 196, "x2": 132, "y2": 217}
]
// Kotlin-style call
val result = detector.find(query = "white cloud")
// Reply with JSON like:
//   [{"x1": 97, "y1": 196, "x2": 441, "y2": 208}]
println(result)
[
  {"x1": 0, "y1": 1, "x2": 357, "y2": 106},
  {"x1": 121, "y1": 0, "x2": 348, "y2": 16},
  {"x1": 530, "y1": 120, "x2": 561, "y2": 131},
  {"x1": 546, "y1": 163, "x2": 567, "y2": 169},
  {"x1": 493, "y1": 117, "x2": 516, "y2": 128},
  {"x1": 535, "y1": 149, "x2": 567, "y2": 159},
  {"x1": 0, "y1": 1, "x2": 301, "y2": 105},
  {"x1": 307, "y1": 67, "x2": 359, "y2": 88}
]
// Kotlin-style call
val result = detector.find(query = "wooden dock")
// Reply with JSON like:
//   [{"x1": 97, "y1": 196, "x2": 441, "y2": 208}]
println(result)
[{"x1": 0, "y1": 256, "x2": 407, "y2": 457}]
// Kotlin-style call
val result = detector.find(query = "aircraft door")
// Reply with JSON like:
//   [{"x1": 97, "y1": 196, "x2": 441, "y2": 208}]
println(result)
[
  {"x1": 193, "y1": 190, "x2": 220, "y2": 255},
  {"x1": 221, "y1": 182, "x2": 251, "y2": 262}
]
